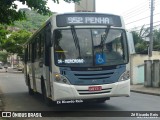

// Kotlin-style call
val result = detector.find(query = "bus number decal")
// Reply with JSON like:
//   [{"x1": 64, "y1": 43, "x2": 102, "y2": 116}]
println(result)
[{"x1": 67, "y1": 17, "x2": 83, "y2": 24}]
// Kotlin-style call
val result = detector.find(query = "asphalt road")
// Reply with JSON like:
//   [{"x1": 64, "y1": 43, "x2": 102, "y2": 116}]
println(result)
[{"x1": 0, "y1": 69, "x2": 160, "y2": 120}]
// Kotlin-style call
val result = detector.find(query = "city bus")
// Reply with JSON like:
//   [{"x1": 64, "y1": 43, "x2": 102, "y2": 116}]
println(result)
[{"x1": 24, "y1": 12, "x2": 133, "y2": 105}]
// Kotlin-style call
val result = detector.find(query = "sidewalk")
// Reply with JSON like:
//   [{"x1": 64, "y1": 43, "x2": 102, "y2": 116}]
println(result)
[
  {"x1": 0, "y1": 87, "x2": 4, "y2": 111},
  {"x1": 131, "y1": 84, "x2": 160, "y2": 96}
]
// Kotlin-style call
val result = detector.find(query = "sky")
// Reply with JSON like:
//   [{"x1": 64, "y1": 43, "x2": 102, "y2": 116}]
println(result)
[{"x1": 15, "y1": 0, "x2": 160, "y2": 30}]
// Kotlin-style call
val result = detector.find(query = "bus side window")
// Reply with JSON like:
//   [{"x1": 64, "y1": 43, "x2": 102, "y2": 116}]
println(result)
[
  {"x1": 37, "y1": 33, "x2": 45, "y2": 59},
  {"x1": 40, "y1": 33, "x2": 45, "y2": 59},
  {"x1": 45, "y1": 24, "x2": 51, "y2": 66},
  {"x1": 27, "y1": 45, "x2": 29, "y2": 62},
  {"x1": 32, "y1": 40, "x2": 37, "y2": 62},
  {"x1": 28, "y1": 44, "x2": 31, "y2": 62},
  {"x1": 35, "y1": 37, "x2": 39, "y2": 60},
  {"x1": 38, "y1": 34, "x2": 41, "y2": 58},
  {"x1": 24, "y1": 47, "x2": 28, "y2": 63},
  {"x1": 36, "y1": 35, "x2": 40, "y2": 59},
  {"x1": 46, "y1": 23, "x2": 51, "y2": 47}
]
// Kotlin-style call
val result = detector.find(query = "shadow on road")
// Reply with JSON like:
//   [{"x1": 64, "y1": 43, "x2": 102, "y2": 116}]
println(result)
[{"x1": 3, "y1": 91, "x2": 122, "y2": 112}]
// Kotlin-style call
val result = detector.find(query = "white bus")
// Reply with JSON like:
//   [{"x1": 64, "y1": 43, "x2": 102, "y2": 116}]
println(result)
[{"x1": 24, "y1": 12, "x2": 133, "y2": 105}]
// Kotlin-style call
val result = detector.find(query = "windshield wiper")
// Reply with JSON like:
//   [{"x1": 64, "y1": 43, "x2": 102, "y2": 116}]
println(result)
[
  {"x1": 99, "y1": 26, "x2": 111, "y2": 56},
  {"x1": 100, "y1": 26, "x2": 111, "y2": 46},
  {"x1": 71, "y1": 26, "x2": 81, "y2": 58}
]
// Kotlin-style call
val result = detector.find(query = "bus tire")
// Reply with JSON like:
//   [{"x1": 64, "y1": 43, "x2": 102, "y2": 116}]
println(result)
[
  {"x1": 41, "y1": 80, "x2": 52, "y2": 106},
  {"x1": 28, "y1": 77, "x2": 34, "y2": 95}
]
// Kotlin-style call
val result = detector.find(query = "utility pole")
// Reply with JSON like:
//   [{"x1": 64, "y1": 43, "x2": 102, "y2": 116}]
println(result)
[
  {"x1": 75, "y1": 0, "x2": 96, "y2": 12},
  {"x1": 148, "y1": 0, "x2": 155, "y2": 57}
]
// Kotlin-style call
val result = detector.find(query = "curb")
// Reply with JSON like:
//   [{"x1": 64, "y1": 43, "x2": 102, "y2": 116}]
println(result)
[{"x1": 131, "y1": 90, "x2": 160, "y2": 96}]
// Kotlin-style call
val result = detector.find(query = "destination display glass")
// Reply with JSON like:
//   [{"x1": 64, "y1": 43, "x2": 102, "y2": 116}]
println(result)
[{"x1": 56, "y1": 13, "x2": 122, "y2": 27}]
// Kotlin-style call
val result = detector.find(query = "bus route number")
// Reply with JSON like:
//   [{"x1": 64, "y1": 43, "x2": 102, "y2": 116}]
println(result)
[{"x1": 67, "y1": 17, "x2": 83, "y2": 24}]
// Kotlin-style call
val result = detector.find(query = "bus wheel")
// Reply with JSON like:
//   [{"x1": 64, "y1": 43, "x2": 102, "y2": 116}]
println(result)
[
  {"x1": 41, "y1": 81, "x2": 52, "y2": 106},
  {"x1": 28, "y1": 78, "x2": 34, "y2": 95}
]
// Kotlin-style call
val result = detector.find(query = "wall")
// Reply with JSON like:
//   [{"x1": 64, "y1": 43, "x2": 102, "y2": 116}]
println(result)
[{"x1": 130, "y1": 51, "x2": 160, "y2": 84}]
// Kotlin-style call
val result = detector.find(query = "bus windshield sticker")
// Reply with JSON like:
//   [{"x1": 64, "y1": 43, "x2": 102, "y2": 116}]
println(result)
[
  {"x1": 95, "y1": 53, "x2": 106, "y2": 64},
  {"x1": 58, "y1": 59, "x2": 84, "y2": 64}
]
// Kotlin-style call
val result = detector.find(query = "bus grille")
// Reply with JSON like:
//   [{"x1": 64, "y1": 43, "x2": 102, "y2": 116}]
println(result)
[
  {"x1": 74, "y1": 72, "x2": 114, "y2": 80},
  {"x1": 77, "y1": 88, "x2": 112, "y2": 95}
]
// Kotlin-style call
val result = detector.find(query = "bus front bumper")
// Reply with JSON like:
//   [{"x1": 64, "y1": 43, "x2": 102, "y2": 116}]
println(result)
[{"x1": 53, "y1": 79, "x2": 130, "y2": 101}]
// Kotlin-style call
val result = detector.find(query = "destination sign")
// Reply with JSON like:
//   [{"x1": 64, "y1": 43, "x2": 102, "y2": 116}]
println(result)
[
  {"x1": 67, "y1": 17, "x2": 110, "y2": 24},
  {"x1": 56, "y1": 13, "x2": 122, "y2": 27}
]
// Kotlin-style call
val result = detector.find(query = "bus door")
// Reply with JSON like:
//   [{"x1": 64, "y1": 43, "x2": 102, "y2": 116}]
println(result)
[
  {"x1": 44, "y1": 24, "x2": 52, "y2": 97},
  {"x1": 34, "y1": 33, "x2": 45, "y2": 93}
]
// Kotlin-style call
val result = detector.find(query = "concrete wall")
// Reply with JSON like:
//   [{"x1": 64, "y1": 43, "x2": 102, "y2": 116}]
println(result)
[
  {"x1": 130, "y1": 51, "x2": 160, "y2": 84},
  {"x1": 75, "y1": 0, "x2": 95, "y2": 12}
]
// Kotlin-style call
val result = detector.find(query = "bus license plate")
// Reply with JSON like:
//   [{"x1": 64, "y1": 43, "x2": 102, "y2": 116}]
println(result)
[{"x1": 88, "y1": 86, "x2": 102, "y2": 91}]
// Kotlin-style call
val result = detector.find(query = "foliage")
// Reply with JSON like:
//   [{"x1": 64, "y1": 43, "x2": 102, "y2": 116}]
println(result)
[
  {"x1": 0, "y1": 51, "x2": 8, "y2": 63},
  {"x1": 131, "y1": 27, "x2": 160, "y2": 54},
  {"x1": 135, "y1": 42, "x2": 148, "y2": 54},
  {"x1": 1, "y1": 30, "x2": 32, "y2": 56},
  {"x1": 14, "y1": 9, "x2": 49, "y2": 31},
  {"x1": 0, "y1": 9, "x2": 49, "y2": 58},
  {"x1": 0, "y1": 0, "x2": 80, "y2": 25},
  {"x1": 0, "y1": 0, "x2": 25, "y2": 25},
  {"x1": 131, "y1": 31, "x2": 142, "y2": 45},
  {"x1": 153, "y1": 29, "x2": 160, "y2": 51},
  {"x1": 131, "y1": 31, "x2": 148, "y2": 54},
  {"x1": 0, "y1": 24, "x2": 9, "y2": 50}
]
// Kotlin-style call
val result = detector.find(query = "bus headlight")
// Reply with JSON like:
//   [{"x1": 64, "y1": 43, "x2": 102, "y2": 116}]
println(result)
[
  {"x1": 119, "y1": 71, "x2": 130, "y2": 81},
  {"x1": 54, "y1": 73, "x2": 70, "y2": 84}
]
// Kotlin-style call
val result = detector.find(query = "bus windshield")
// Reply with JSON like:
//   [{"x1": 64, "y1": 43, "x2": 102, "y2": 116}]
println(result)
[{"x1": 54, "y1": 28, "x2": 128, "y2": 67}]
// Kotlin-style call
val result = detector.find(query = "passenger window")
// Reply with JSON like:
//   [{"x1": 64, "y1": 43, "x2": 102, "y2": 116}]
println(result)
[{"x1": 41, "y1": 33, "x2": 45, "y2": 58}]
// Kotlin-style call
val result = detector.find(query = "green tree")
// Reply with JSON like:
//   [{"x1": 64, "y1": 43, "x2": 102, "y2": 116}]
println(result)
[
  {"x1": 131, "y1": 29, "x2": 148, "y2": 54},
  {"x1": 0, "y1": 24, "x2": 9, "y2": 50},
  {"x1": 1, "y1": 30, "x2": 31, "y2": 56},
  {"x1": 0, "y1": 51, "x2": 8, "y2": 63},
  {"x1": 153, "y1": 29, "x2": 160, "y2": 51},
  {"x1": 131, "y1": 31, "x2": 141, "y2": 45},
  {"x1": 0, "y1": 0, "x2": 80, "y2": 25},
  {"x1": 14, "y1": 9, "x2": 49, "y2": 31},
  {"x1": 131, "y1": 26, "x2": 160, "y2": 54}
]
